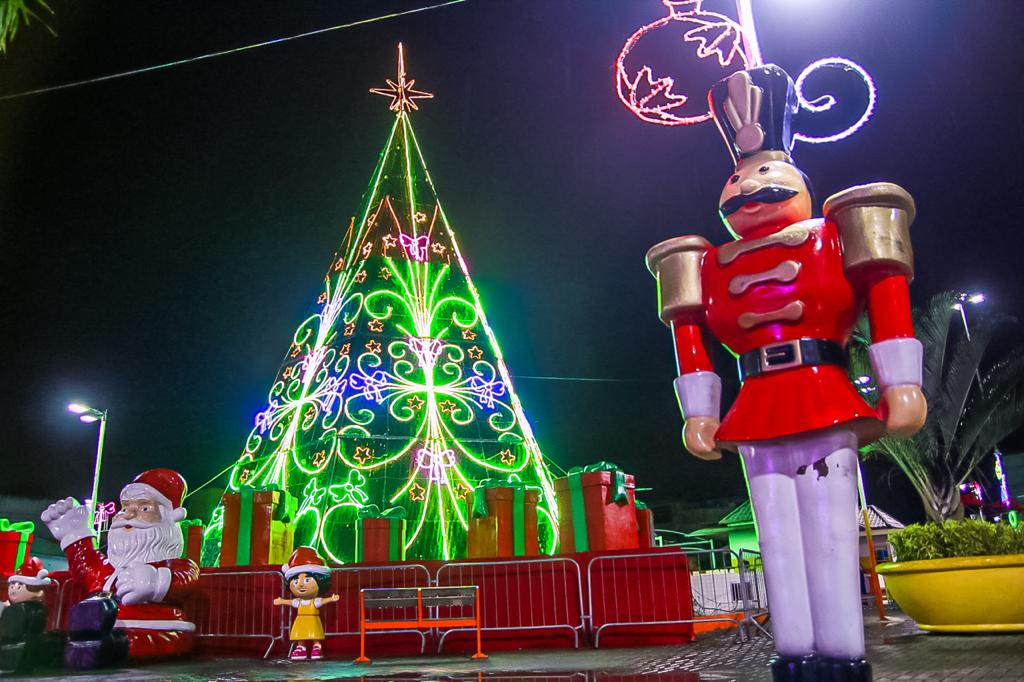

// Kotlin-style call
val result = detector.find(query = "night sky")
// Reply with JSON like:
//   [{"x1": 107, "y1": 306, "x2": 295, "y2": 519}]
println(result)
[{"x1": 3, "y1": 1, "x2": 1023, "y2": 525}]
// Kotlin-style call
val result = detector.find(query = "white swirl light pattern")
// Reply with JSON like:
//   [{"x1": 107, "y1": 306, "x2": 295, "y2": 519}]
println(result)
[{"x1": 793, "y1": 57, "x2": 877, "y2": 144}]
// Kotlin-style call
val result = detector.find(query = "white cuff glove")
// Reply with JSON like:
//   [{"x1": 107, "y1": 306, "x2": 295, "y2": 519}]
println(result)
[
  {"x1": 869, "y1": 338, "x2": 923, "y2": 390},
  {"x1": 673, "y1": 371, "x2": 722, "y2": 420}
]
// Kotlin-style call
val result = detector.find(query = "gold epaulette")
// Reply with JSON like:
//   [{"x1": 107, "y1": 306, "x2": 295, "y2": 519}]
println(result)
[
  {"x1": 646, "y1": 235, "x2": 710, "y2": 325},
  {"x1": 823, "y1": 182, "x2": 916, "y2": 280}
]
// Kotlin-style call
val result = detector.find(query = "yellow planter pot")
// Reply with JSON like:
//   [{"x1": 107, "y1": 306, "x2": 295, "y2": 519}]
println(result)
[{"x1": 876, "y1": 554, "x2": 1024, "y2": 633}]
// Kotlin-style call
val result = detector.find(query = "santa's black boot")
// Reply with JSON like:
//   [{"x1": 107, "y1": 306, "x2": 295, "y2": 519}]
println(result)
[
  {"x1": 64, "y1": 596, "x2": 129, "y2": 669},
  {"x1": 815, "y1": 656, "x2": 872, "y2": 682},
  {"x1": 770, "y1": 654, "x2": 818, "y2": 681}
]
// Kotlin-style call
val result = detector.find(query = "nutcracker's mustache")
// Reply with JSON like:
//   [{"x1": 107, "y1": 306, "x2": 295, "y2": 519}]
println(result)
[{"x1": 720, "y1": 185, "x2": 799, "y2": 216}]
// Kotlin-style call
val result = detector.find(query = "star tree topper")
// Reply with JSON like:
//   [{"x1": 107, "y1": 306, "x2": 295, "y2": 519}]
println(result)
[{"x1": 370, "y1": 43, "x2": 434, "y2": 113}]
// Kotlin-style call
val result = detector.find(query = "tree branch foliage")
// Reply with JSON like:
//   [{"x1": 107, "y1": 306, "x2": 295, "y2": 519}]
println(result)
[
  {"x1": 850, "y1": 292, "x2": 1024, "y2": 523},
  {"x1": 0, "y1": 0, "x2": 54, "y2": 54}
]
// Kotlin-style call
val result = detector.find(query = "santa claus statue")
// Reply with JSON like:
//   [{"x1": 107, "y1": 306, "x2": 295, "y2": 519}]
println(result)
[{"x1": 41, "y1": 469, "x2": 199, "y2": 668}]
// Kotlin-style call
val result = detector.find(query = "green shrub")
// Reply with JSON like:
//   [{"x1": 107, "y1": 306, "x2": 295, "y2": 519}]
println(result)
[{"x1": 889, "y1": 520, "x2": 1024, "y2": 562}]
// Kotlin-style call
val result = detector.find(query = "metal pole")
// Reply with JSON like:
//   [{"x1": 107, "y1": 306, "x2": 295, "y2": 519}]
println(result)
[
  {"x1": 734, "y1": 0, "x2": 764, "y2": 67},
  {"x1": 88, "y1": 412, "x2": 108, "y2": 544},
  {"x1": 857, "y1": 465, "x2": 887, "y2": 622}
]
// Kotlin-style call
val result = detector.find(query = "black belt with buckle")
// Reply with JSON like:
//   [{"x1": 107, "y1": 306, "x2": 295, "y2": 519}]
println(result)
[{"x1": 738, "y1": 338, "x2": 847, "y2": 381}]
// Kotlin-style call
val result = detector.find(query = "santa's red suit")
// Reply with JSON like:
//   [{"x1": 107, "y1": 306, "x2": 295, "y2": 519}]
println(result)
[
  {"x1": 44, "y1": 469, "x2": 199, "y2": 661},
  {"x1": 62, "y1": 537, "x2": 199, "y2": 659}
]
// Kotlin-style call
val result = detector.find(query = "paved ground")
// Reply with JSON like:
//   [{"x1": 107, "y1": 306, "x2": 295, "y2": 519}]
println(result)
[{"x1": 10, "y1": 611, "x2": 1024, "y2": 681}]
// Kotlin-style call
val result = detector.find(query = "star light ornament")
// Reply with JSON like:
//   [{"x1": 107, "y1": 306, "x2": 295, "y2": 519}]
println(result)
[{"x1": 370, "y1": 43, "x2": 434, "y2": 113}]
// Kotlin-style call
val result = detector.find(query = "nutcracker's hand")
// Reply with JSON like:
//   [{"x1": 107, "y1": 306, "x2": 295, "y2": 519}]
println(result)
[
  {"x1": 683, "y1": 416, "x2": 722, "y2": 461},
  {"x1": 41, "y1": 497, "x2": 92, "y2": 548},
  {"x1": 116, "y1": 563, "x2": 162, "y2": 605},
  {"x1": 879, "y1": 385, "x2": 927, "y2": 438}
]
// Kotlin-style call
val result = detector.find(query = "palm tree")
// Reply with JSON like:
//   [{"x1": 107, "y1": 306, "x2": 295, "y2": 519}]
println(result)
[
  {"x1": 849, "y1": 292, "x2": 1024, "y2": 523},
  {"x1": 0, "y1": 0, "x2": 54, "y2": 54}
]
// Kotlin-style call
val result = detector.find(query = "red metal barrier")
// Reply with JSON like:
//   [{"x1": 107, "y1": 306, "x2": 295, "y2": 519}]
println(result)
[
  {"x1": 317, "y1": 563, "x2": 432, "y2": 657},
  {"x1": 586, "y1": 550, "x2": 696, "y2": 647},
  {"x1": 188, "y1": 568, "x2": 287, "y2": 658},
  {"x1": 435, "y1": 556, "x2": 585, "y2": 652}
]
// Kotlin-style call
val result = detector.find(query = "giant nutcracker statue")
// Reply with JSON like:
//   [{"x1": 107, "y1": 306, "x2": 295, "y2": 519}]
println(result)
[
  {"x1": 646, "y1": 66, "x2": 926, "y2": 681},
  {"x1": 41, "y1": 469, "x2": 199, "y2": 668}
]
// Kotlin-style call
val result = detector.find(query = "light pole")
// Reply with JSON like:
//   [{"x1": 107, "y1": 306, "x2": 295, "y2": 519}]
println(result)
[
  {"x1": 950, "y1": 293, "x2": 1011, "y2": 514},
  {"x1": 67, "y1": 403, "x2": 109, "y2": 539}
]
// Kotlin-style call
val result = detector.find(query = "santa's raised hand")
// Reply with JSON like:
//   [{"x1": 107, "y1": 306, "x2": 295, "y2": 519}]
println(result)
[{"x1": 41, "y1": 497, "x2": 94, "y2": 549}]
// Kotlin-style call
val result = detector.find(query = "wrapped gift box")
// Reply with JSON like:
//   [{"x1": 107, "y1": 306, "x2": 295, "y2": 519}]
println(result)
[
  {"x1": 355, "y1": 506, "x2": 406, "y2": 562},
  {"x1": 0, "y1": 520, "x2": 34, "y2": 576},
  {"x1": 467, "y1": 481, "x2": 540, "y2": 559},
  {"x1": 180, "y1": 520, "x2": 204, "y2": 565},
  {"x1": 636, "y1": 501, "x2": 655, "y2": 549},
  {"x1": 554, "y1": 462, "x2": 638, "y2": 553},
  {"x1": 219, "y1": 487, "x2": 296, "y2": 567}
]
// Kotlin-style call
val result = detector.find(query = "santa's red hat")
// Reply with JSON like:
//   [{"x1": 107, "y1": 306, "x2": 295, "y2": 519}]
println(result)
[
  {"x1": 8, "y1": 557, "x2": 52, "y2": 587},
  {"x1": 282, "y1": 546, "x2": 329, "y2": 580},
  {"x1": 120, "y1": 469, "x2": 188, "y2": 522}
]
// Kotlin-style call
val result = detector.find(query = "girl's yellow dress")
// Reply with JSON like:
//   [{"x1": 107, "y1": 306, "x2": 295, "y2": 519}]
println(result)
[{"x1": 289, "y1": 598, "x2": 325, "y2": 641}]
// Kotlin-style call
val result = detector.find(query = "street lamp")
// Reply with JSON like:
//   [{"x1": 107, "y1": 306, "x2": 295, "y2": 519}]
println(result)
[{"x1": 66, "y1": 402, "x2": 109, "y2": 539}]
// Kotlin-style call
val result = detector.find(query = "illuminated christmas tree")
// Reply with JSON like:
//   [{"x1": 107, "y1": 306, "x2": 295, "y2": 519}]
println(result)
[{"x1": 205, "y1": 46, "x2": 559, "y2": 563}]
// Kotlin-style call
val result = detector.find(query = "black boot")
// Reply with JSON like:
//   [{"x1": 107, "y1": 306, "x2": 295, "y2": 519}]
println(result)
[
  {"x1": 0, "y1": 600, "x2": 57, "y2": 674},
  {"x1": 770, "y1": 654, "x2": 818, "y2": 681},
  {"x1": 815, "y1": 656, "x2": 872, "y2": 682},
  {"x1": 64, "y1": 596, "x2": 129, "y2": 670}
]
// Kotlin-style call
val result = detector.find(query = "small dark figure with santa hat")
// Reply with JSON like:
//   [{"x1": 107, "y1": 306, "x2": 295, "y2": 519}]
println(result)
[
  {"x1": 0, "y1": 557, "x2": 62, "y2": 674},
  {"x1": 41, "y1": 469, "x2": 199, "y2": 669},
  {"x1": 274, "y1": 546, "x2": 339, "y2": 660}
]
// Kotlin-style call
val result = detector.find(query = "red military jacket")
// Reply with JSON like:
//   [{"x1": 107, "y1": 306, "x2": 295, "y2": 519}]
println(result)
[
  {"x1": 65, "y1": 537, "x2": 199, "y2": 631},
  {"x1": 674, "y1": 217, "x2": 914, "y2": 446}
]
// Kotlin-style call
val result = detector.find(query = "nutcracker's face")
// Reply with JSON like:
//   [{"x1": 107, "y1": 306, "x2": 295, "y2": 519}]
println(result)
[
  {"x1": 6, "y1": 582, "x2": 43, "y2": 604},
  {"x1": 719, "y1": 151, "x2": 812, "y2": 238},
  {"x1": 289, "y1": 572, "x2": 320, "y2": 598}
]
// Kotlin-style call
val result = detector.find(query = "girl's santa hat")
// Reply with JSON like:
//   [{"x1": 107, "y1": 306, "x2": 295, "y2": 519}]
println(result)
[
  {"x1": 8, "y1": 557, "x2": 52, "y2": 587},
  {"x1": 282, "y1": 546, "x2": 329, "y2": 580},
  {"x1": 120, "y1": 469, "x2": 188, "y2": 522}
]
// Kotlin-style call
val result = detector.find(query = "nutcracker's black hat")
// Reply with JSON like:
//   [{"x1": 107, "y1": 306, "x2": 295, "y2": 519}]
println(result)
[{"x1": 709, "y1": 64, "x2": 799, "y2": 166}]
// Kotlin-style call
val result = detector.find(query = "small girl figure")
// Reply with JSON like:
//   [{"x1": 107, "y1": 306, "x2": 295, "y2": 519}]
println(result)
[{"x1": 274, "y1": 546, "x2": 340, "y2": 660}]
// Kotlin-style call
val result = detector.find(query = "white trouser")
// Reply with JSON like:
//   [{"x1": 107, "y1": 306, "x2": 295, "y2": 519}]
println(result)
[{"x1": 739, "y1": 427, "x2": 865, "y2": 659}]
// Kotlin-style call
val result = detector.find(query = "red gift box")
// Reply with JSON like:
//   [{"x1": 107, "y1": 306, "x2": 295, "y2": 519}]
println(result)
[
  {"x1": 467, "y1": 483, "x2": 539, "y2": 559},
  {"x1": 636, "y1": 502, "x2": 655, "y2": 549},
  {"x1": 220, "y1": 488, "x2": 296, "y2": 567},
  {"x1": 355, "y1": 506, "x2": 406, "y2": 563},
  {"x1": 0, "y1": 520, "x2": 35, "y2": 576},
  {"x1": 555, "y1": 464, "x2": 638, "y2": 553},
  {"x1": 181, "y1": 521, "x2": 204, "y2": 565}
]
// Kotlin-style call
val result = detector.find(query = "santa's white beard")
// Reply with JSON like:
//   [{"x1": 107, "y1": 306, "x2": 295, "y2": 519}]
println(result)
[{"x1": 108, "y1": 515, "x2": 183, "y2": 569}]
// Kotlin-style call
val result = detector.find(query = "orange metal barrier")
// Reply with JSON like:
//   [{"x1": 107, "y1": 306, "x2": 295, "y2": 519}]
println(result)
[{"x1": 354, "y1": 586, "x2": 487, "y2": 664}]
